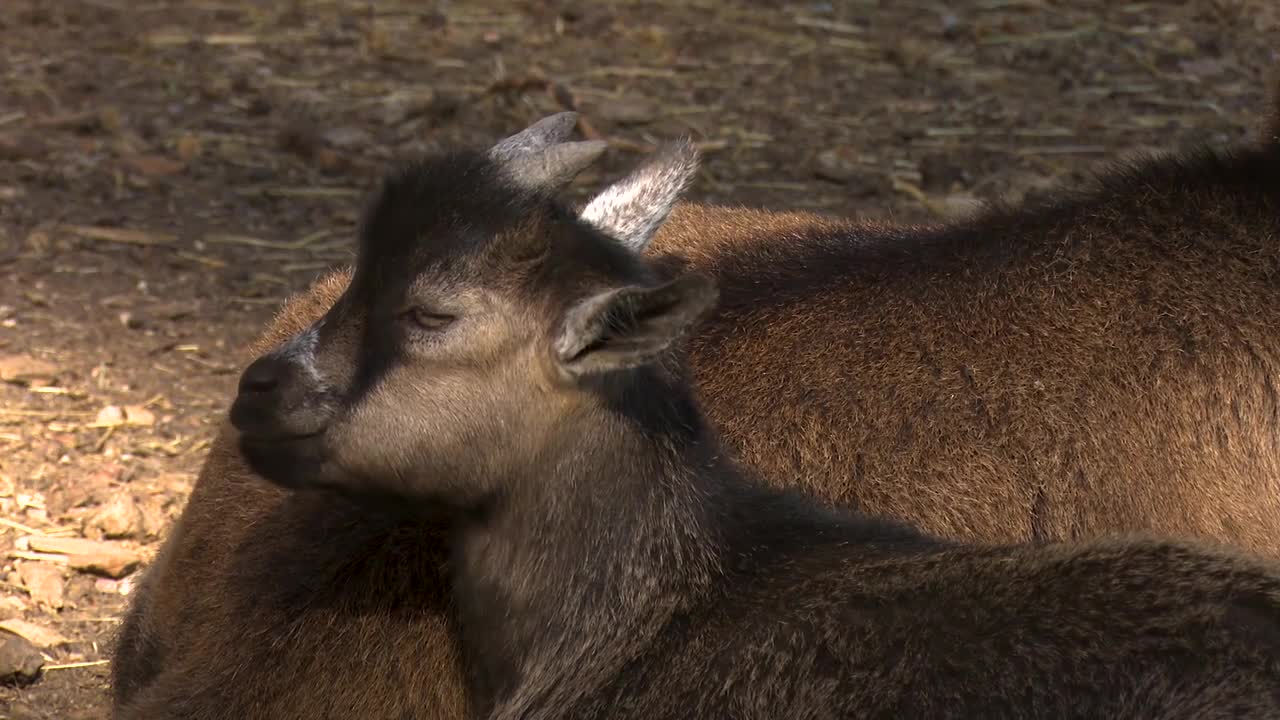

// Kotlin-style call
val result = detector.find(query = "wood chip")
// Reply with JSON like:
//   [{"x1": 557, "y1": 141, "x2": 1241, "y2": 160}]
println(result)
[
  {"x1": 0, "y1": 618, "x2": 70, "y2": 648},
  {"x1": 69, "y1": 552, "x2": 142, "y2": 579},
  {"x1": 0, "y1": 517, "x2": 43, "y2": 535},
  {"x1": 24, "y1": 536, "x2": 142, "y2": 579},
  {"x1": 598, "y1": 97, "x2": 658, "y2": 126},
  {"x1": 90, "y1": 493, "x2": 144, "y2": 539},
  {"x1": 794, "y1": 15, "x2": 864, "y2": 35},
  {"x1": 94, "y1": 405, "x2": 125, "y2": 427},
  {"x1": 125, "y1": 154, "x2": 186, "y2": 177},
  {"x1": 16, "y1": 562, "x2": 65, "y2": 612},
  {"x1": 63, "y1": 225, "x2": 176, "y2": 246},
  {"x1": 45, "y1": 659, "x2": 111, "y2": 671},
  {"x1": 27, "y1": 535, "x2": 121, "y2": 555},
  {"x1": 124, "y1": 404, "x2": 156, "y2": 426},
  {"x1": 143, "y1": 30, "x2": 270, "y2": 46},
  {"x1": 176, "y1": 134, "x2": 203, "y2": 162},
  {"x1": 0, "y1": 354, "x2": 58, "y2": 385},
  {"x1": 92, "y1": 404, "x2": 157, "y2": 428}
]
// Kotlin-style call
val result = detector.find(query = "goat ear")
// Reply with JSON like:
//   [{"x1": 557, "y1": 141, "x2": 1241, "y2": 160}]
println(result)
[
  {"x1": 554, "y1": 273, "x2": 718, "y2": 377},
  {"x1": 579, "y1": 138, "x2": 700, "y2": 254}
]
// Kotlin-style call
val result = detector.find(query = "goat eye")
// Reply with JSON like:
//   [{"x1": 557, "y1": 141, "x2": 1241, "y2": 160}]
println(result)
[{"x1": 406, "y1": 307, "x2": 455, "y2": 332}]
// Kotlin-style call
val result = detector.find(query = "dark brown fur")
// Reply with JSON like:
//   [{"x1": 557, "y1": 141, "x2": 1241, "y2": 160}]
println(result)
[{"x1": 115, "y1": 112, "x2": 1280, "y2": 718}]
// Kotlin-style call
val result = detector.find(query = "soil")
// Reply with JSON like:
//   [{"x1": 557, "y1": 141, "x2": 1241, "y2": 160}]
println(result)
[{"x1": 0, "y1": 1, "x2": 1276, "y2": 717}]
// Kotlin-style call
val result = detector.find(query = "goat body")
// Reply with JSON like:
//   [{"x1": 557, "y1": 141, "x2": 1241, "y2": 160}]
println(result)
[
  {"x1": 114, "y1": 104, "x2": 1280, "y2": 719},
  {"x1": 451, "y1": 393, "x2": 1280, "y2": 720}
]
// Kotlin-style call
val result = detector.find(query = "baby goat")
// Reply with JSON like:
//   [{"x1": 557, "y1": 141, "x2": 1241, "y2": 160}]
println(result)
[{"x1": 224, "y1": 121, "x2": 1280, "y2": 719}]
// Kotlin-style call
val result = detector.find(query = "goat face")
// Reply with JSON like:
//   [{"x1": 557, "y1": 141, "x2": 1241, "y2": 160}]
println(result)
[{"x1": 230, "y1": 114, "x2": 713, "y2": 508}]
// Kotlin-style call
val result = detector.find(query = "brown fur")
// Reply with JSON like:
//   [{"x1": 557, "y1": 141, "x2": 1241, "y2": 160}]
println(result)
[
  {"x1": 659, "y1": 197, "x2": 1280, "y2": 551},
  {"x1": 115, "y1": 117, "x2": 1280, "y2": 717}
]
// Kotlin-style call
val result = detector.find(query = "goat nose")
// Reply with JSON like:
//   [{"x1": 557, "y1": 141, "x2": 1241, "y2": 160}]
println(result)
[{"x1": 239, "y1": 356, "x2": 283, "y2": 395}]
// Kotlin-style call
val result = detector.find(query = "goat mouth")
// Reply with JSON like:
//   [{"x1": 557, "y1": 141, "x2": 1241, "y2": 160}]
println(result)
[
  {"x1": 237, "y1": 429, "x2": 326, "y2": 445},
  {"x1": 238, "y1": 431, "x2": 330, "y2": 490}
]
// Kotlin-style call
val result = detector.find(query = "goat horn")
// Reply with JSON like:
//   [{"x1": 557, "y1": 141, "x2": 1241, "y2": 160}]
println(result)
[
  {"x1": 503, "y1": 140, "x2": 608, "y2": 192},
  {"x1": 488, "y1": 112, "x2": 582, "y2": 162}
]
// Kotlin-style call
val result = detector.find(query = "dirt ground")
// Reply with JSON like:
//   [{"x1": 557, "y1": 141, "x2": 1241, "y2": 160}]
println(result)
[{"x1": 0, "y1": 0, "x2": 1277, "y2": 717}]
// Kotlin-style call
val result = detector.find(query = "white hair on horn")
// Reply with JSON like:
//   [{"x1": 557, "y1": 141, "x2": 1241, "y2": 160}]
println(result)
[{"x1": 580, "y1": 138, "x2": 700, "y2": 253}]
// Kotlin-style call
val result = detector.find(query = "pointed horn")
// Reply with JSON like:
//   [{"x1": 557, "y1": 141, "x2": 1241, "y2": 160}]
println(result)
[
  {"x1": 580, "y1": 137, "x2": 700, "y2": 253},
  {"x1": 504, "y1": 140, "x2": 608, "y2": 192},
  {"x1": 489, "y1": 112, "x2": 582, "y2": 162}
]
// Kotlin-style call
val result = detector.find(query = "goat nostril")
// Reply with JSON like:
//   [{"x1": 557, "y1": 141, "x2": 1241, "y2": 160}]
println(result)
[{"x1": 239, "y1": 358, "x2": 282, "y2": 395}]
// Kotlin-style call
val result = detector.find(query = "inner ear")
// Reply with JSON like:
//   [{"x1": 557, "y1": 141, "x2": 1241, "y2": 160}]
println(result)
[{"x1": 554, "y1": 273, "x2": 718, "y2": 378}]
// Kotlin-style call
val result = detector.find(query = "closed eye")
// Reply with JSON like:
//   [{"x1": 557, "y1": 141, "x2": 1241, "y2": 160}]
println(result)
[{"x1": 405, "y1": 307, "x2": 456, "y2": 332}]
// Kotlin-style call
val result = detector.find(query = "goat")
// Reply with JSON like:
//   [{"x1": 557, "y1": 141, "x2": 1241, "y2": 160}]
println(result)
[
  {"x1": 114, "y1": 104, "x2": 1280, "y2": 718},
  {"x1": 233, "y1": 126, "x2": 1280, "y2": 718}
]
